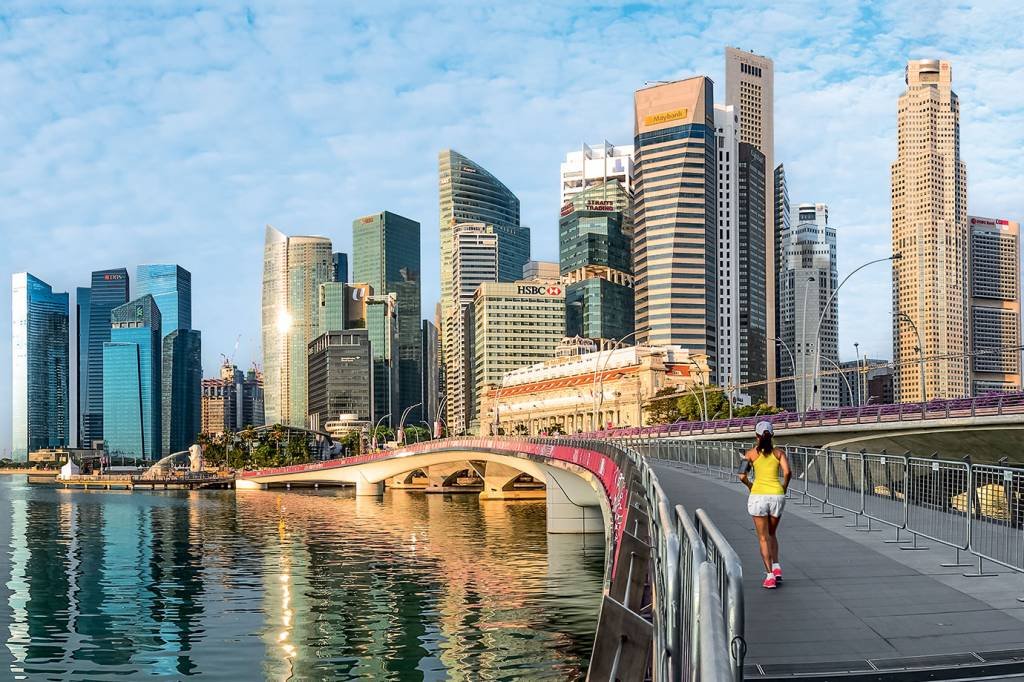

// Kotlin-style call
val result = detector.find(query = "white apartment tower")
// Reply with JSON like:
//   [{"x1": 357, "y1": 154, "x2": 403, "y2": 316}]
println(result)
[
  {"x1": 891, "y1": 59, "x2": 970, "y2": 402},
  {"x1": 560, "y1": 142, "x2": 634, "y2": 206},
  {"x1": 969, "y1": 216, "x2": 1021, "y2": 393},
  {"x1": 715, "y1": 104, "x2": 742, "y2": 399}
]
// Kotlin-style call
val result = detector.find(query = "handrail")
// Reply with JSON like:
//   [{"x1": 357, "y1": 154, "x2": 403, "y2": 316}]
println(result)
[{"x1": 698, "y1": 563, "x2": 734, "y2": 682}]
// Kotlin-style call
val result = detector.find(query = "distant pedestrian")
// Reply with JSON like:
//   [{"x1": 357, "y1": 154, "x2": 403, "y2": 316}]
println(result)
[{"x1": 738, "y1": 421, "x2": 791, "y2": 589}]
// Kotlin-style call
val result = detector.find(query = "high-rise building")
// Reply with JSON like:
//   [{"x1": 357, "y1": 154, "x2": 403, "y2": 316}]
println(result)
[
  {"x1": 726, "y1": 47, "x2": 776, "y2": 404},
  {"x1": 839, "y1": 359, "x2": 895, "y2": 407},
  {"x1": 773, "y1": 164, "x2": 791, "y2": 400},
  {"x1": 137, "y1": 264, "x2": 200, "y2": 454},
  {"x1": 779, "y1": 203, "x2": 838, "y2": 411},
  {"x1": 969, "y1": 216, "x2": 1021, "y2": 393},
  {"x1": 470, "y1": 281, "x2": 566, "y2": 433},
  {"x1": 80, "y1": 268, "x2": 129, "y2": 449},
  {"x1": 438, "y1": 149, "x2": 530, "y2": 322},
  {"x1": 421, "y1": 319, "x2": 440, "y2": 426},
  {"x1": 715, "y1": 104, "x2": 741, "y2": 396},
  {"x1": 75, "y1": 286, "x2": 90, "y2": 448},
  {"x1": 332, "y1": 252, "x2": 349, "y2": 284},
  {"x1": 559, "y1": 179, "x2": 634, "y2": 348},
  {"x1": 12, "y1": 273, "x2": 69, "y2": 461},
  {"x1": 444, "y1": 223, "x2": 498, "y2": 434},
  {"x1": 201, "y1": 362, "x2": 265, "y2": 435},
  {"x1": 317, "y1": 281, "x2": 348, "y2": 335},
  {"x1": 737, "y1": 142, "x2": 768, "y2": 404},
  {"x1": 633, "y1": 77, "x2": 717, "y2": 369},
  {"x1": 523, "y1": 260, "x2": 561, "y2": 281},
  {"x1": 559, "y1": 142, "x2": 634, "y2": 205},
  {"x1": 103, "y1": 295, "x2": 162, "y2": 460},
  {"x1": 353, "y1": 211, "x2": 422, "y2": 424},
  {"x1": 261, "y1": 225, "x2": 333, "y2": 427},
  {"x1": 307, "y1": 330, "x2": 374, "y2": 431},
  {"x1": 892, "y1": 59, "x2": 970, "y2": 402}
]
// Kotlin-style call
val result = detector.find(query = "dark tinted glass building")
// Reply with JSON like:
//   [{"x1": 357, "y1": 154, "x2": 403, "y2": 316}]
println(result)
[
  {"x1": 75, "y1": 286, "x2": 91, "y2": 448},
  {"x1": 82, "y1": 268, "x2": 129, "y2": 449},
  {"x1": 12, "y1": 273, "x2": 69, "y2": 460},
  {"x1": 162, "y1": 329, "x2": 202, "y2": 454},
  {"x1": 737, "y1": 142, "x2": 768, "y2": 403},
  {"x1": 332, "y1": 252, "x2": 348, "y2": 284},
  {"x1": 307, "y1": 330, "x2": 373, "y2": 430}
]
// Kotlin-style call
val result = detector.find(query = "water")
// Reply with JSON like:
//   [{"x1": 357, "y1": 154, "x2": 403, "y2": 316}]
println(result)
[{"x1": 0, "y1": 477, "x2": 604, "y2": 680}]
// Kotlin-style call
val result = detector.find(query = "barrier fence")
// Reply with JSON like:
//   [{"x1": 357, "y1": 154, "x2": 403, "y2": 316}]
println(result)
[{"x1": 629, "y1": 438, "x2": 1024, "y2": 582}]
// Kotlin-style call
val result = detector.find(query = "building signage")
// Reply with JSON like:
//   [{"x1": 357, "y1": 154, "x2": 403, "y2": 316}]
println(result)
[
  {"x1": 517, "y1": 284, "x2": 562, "y2": 296},
  {"x1": 643, "y1": 107, "x2": 688, "y2": 126},
  {"x1": 103, "y1": 273, "x2": 125, "y2": 281},
  {"x1": 586, "y1": 200, "x2": 614, "y2": 212},
  {"x1": 560, "y1": 202, "x2": 574, "y2": 217}
]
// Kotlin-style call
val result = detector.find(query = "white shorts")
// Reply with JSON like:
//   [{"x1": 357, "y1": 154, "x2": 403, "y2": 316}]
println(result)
[{"x1": 748, "y1": 494, "x2": 785, "y2": 518}]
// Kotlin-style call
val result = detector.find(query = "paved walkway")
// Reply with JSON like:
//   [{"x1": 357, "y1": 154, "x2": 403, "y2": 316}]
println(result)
[{"x1": 652, "y1": 463, "x2": 1024, "y2": 676}]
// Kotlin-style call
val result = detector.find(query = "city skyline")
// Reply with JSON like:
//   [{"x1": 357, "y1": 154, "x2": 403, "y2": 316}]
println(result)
[{"x1": 2, "y1": 3, "x2": 1023, "y2": 448}]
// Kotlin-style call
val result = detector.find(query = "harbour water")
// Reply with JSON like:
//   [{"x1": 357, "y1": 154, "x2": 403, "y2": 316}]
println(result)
[{"x1": 0, "y1": 477, "x2": 604, "y2": 680}]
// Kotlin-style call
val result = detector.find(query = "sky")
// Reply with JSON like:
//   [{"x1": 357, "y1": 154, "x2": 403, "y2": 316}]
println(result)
[{"x1": 2, "y1": 0, "x2": 1023, "y2": 451}]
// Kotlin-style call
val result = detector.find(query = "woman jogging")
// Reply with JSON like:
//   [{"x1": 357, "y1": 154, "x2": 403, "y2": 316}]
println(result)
[{"x1": 738, "y1": 421, "x2": 791, "y2": 589}]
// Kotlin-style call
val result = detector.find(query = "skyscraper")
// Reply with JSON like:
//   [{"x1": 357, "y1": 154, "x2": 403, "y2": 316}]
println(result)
[
  {"x1": 75, "y1": 286, "x2": 90, "y2": 448},
  {"x1": 891, "y1": 59, "x2": 969, "y2": 402},
  {"x1": 445, "y1": 223, "x2": 498, "y2": 434},
  {"x1": 737, "y1": 142, "x2": 768, "y2": 404},
  {"x1": 559, "y1": 179, "x2": 634, "y2": 348},
  {"x1": 353, "y1": 211, "x2": 422, "y2": 424},
  {"x1": 726, "y1": 47, "x2": 776, "y2": 404},
  {"x1": 633, "y1": 77, "x2": 717, "y2": 369},
  {"x1": 715, "y1": 104, "x2": 741, "y2": 395},
  {"x1": 103, "y1": 295, "x2": 162, "y2": 460},
  {"x1": 261, "y1": 225, "x2": 333, "y2": 427},
  {"x1": 332, "y1": 252, "x2": 349, "y2": 284},
  {"x1": 779, "y1": 204, "x2": 838, "y2": 411},
  {"x1": 81, "y1": 268, "x2": 129, "y2": 449},
  {"x1": 12, "y1": 273, "x2": 69, "y2": 461},
  {"x1": 773, "y1": 164, "x2": 791, "y2": 399},
  {"x1": 137, "y1": 264, "x2": 201, "y2": 454},
  {"x1": 969, "y1": 216, "x2": 1021, "y2": 393},
  {"x1": 559, "y1": 142, "x2": 634, "y2": 205},
  {"x1": 307, "y1": 330, "x2": 374, "y2": 432},
  {"x1": 421, "y1": 319, "x2": 440, "y2": 426}
]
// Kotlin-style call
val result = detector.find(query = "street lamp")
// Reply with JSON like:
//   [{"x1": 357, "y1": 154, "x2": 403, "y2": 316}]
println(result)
[
  {"x1": 897, "y1": 312, "x2": 926, "y2": 402},
  {"x1": 434, "y1": 396, "x2": 448, "y2": 439},
  {"x1": 686, "y1": 357, "x2": 709, "y2": 422},
  {"x1": 398, "y1": 403, "x2": 422, "y2": 445},
  {"x1": 593, "y1": 330, "x2": 640, "y2": 431},
  {"x1": 854, "y1": 342, "x2": 862, "y2": 406},
  {"x1": 821, "y1": 354, "x2": 855, "y2": 407},
  {"x1": 371, "y1": 413, "x2": 391, "y2": 451},
  {"x1": 771, "y1": 336, "x2": 797, "y2": 410},
  {"x1": 419, "y1": 421, "x2": 433, "y2": 442},
  {"x1": 812, "y1": 254, "x2": 900, "y2": 410}
]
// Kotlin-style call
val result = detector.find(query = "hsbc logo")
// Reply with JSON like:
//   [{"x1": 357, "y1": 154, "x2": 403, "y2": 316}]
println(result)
[{"x1": 517, "y1": 285, "x2": 562, "y2": 296}]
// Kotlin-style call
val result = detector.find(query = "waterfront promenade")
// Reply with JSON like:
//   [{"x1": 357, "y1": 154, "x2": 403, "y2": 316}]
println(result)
[{"x1": 653, "y1": 463, "x2": 1024, "y2": 678}]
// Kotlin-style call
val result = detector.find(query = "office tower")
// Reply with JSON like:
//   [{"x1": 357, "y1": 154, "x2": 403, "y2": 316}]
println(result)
[
  {"x1": 261, "y1": 225, "x2": 333, "y2": 427},
  {"x1": 715, "y1": 104, "x2": 741, "y2": 395},
  {"x1": 891, "y1": 59, "x2": 969, "y2": 402},
  {"x1": 318, "y1": 281, "x2": 347, "y2": 335},
  {"x1": 471, "y1": 281, "x2": 566, "y2": 432},
  {"x1": 81, "y1": 268, "x2": 129, "y2": 448},
  {"x1": 365, "y1": 293, "x2": 399, "y2": 425},
  {"x1": 137, "y1": 264, "x2": 200, "y2": 454},
  {"x1": 75, "y1": 287, "x2": 90, "y2": 448},
  {"x1": 445, "y1": 223, "x2": 498, "y2": 435},
  {"x1": 421, "y1": 319, "x2": 440, "y2": 425},
  {"x1": 779, "y1": 204, "x2": 838, "y2": 411},
  {"x1": 633, "y1": 77, "x2": 717, "y2": 369},
  {"x1": 353, "y1": 211, "x2": 422, "y2": 424},
  {"x1": 11, "y1": 273, "x2": 69, "y2": 461},
  {"x1": 773, "y1": 164, "x2": 791, "y2": 399},
  {"x1": 243, "y1": 366, "x2": 265, "y2": 428},
  {"x1": 560, "y1": 142, "x2": 634, "y2": 205},
  {"x1": 332, "y1": 252, "x2": 349, "y2": 284},
  {"x1": 103, "y1": 295, "x2": 161, "y2": 460},
  {"x1": 839, "y1": 359, "x2": 895, "y2": 407},
  {"x1": 438, "y1": 149, "x2": 529, "y2": 322},
  {"x1": 523, "y1": 260, "x2": 561, "y2": 281},
  {"x1": 726, "y1": 47, "x2": 777, "y2": 404},
  {"x1": 737, "y1": 143, "x2": 768, "y2": 403},
  {"x1": 559, "y1": 179, "x2": 634, "y2": 348},
  {"x1": 307, "y1": 330, "x2": 374, "y2": 431},
  {"x1": 969, "y1": 216, "x2": 1021, "y2": 393},
  {"x1": 201, "y1": 363, "x2": 265, "y2": 435}
]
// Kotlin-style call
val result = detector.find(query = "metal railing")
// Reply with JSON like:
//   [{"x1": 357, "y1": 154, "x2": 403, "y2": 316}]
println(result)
[
  {"x1": 575, "y1": 390, "x2": 1024, "y2": 441},
  {"x1": 642, "y1": 438, "x2": 1024, "y2": 583}
]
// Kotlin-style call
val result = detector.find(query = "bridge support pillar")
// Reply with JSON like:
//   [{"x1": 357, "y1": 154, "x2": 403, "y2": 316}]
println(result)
[
  {"x1": 544, "y1": 467, "x2": 603, "y2": 534},
  {"x1": 355, "y1": 475, "x2": 384, "y2": 496},
  {"x1": 235, "y1": 479, "x2": 266, "y2": 490},
  {"x1": 424, "y1": 462, "x2": 477, "y2": 494},
  {"x1": 471, "y1": 461, "x2": 546, "y2": 500}
]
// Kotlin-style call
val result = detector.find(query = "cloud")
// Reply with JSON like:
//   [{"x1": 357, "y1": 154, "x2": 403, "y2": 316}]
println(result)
[{"x1": 1, "y1": 0, "x2": 1023, "y2": 448}]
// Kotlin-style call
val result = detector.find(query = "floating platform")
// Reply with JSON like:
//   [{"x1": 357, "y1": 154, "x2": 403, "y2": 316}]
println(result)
[{"x1": 35, "y1": 475, "x2": 235, "y2": 490}]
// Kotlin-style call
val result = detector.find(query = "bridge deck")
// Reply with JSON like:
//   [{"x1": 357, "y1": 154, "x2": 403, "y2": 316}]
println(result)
[{"x1": 652, "y1": 464, "x2": 1024, "y2": 677}]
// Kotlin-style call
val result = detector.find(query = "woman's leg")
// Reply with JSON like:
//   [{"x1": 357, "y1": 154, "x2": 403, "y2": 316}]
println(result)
[
  {"x1": 752, "y1": 515, "x2": 772, "y2": 573},
  {"x1": 768, "y1": 515, "x2": 782, "y2": 565}
]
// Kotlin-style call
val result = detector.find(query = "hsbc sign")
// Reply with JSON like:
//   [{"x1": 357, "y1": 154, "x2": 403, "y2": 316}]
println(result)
[{"x1": 517, "y1": 284, "x2": 563, "y2": 297}]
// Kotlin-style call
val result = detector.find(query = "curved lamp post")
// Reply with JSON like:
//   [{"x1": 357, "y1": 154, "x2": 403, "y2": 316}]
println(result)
[
  {"x1": 593, "y1": 330, "x2": 640, "y2": 430},
  {"x1": 771, "y1": 336, "x2": 797, "y2": 409},
  {"x1": 897, "y1": 312, "x2": 926, "y2": 402},
  {"x1": 820, "y1": 354, "x2": 855, "y2": 406},
  {"x1": 812, "y1": 254, "x2": 900, "y2": 409},
  {"x1": 371, "y1": 413, "x2": 391, "y2": 451},
  {"x1": 686, "y1": 357, "x2": 709, "y2": 422},
  {"x1": 398, "y1": 402, "x2": 422, "y2": 445}
]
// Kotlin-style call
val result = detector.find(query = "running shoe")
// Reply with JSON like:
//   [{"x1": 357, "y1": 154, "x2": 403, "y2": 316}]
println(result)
[
  {"x1": 762, "y1": 574, "x2": 777, "y2": 589},
  {"x1": 772, "y1": 565, "x2": 783, "y2": 582}
]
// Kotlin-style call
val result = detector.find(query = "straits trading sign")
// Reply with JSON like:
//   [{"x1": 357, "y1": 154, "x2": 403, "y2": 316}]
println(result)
[
  {"x1": 643, "y1": 107, "x2": 688, "y2": 126},
  {"x1": 517, "y1": 284, "x2": 562, "y2": 297}
]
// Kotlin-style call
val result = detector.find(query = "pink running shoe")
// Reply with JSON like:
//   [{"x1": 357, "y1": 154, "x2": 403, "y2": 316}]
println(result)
[
  {"x1": 762, "y1": 574, "x2": 777, "y2": 589},
  {"x1": 772, "y1": 565, "x2": 783, "y2": 582}
]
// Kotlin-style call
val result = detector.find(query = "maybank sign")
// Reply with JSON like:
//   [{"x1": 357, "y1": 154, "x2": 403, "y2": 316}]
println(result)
[{"x1": 643, "y1": 107, "x2": 688, "y2": 126}]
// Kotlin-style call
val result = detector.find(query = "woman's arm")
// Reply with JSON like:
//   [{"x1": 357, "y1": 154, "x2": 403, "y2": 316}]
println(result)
[
  {"x1": 777, "y1": 448, "x2": 792, "y2": 493},
  {"x1": 738, "y1": 450, "x2": 753, "y2": 490}
]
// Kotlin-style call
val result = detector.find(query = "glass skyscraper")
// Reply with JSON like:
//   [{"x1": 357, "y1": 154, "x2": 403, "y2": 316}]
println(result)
[
  {"x1": 332, "y1": 252, "x2": 348, "y2": 284},
  {"x1": 353, "y1": 211, "x2": 422, "y2": 425},
  {"x1": 75, "y1": 286, "x2": 91, "y2": 448},
  {"x1": 103, "y1": 295, "x2": 162, "y2": 460},
  {"x1": 81, "y1": 268, "x2": 129, "y2": 449},
  {"x1": 12, "y1": 273, "x2": 70, "y2": 461},
  {"x1": 137, "y1": 264, "x2": 201, "y2": 454}
]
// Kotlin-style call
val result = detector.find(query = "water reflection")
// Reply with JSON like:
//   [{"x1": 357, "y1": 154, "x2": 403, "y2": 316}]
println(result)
[{"x1": 0, "y1": 478, "x2": 602, "y2": 680}]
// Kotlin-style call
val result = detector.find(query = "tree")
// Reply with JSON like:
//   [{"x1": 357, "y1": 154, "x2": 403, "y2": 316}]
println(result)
[{"x1": 404, "y1": 425, "x2": 430, "y2": 444}]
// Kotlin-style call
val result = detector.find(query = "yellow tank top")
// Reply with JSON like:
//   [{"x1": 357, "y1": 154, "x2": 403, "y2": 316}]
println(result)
[{"x1": 750, "y1": 451, "x2": 785, "y2": 495}]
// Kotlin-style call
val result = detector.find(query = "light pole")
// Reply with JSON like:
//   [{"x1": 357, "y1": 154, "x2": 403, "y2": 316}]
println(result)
[
  {"x1": 371, "y1": 413, "x2": 391, "y2": 450},
  {"x1": 821, "y1": 354, "x2": 855, "y2": 407},
  {"x1": 799, "y1": 276, "x2": 816, "y2": 412},
  {"x1": 897, "y1": 312, "x2": 926, "y2": 402},
  {"x1": 434, "y1": 395, "x2": 448, "y2": 439},
  {"x1": 397, "y1": 402, "x2": 422, "y2": 445},
  {"x1": 771, "y1": 336, "x2": 797, "y2": 411},
  {"x1": 812, "y1": 254, "x2": 900, "y2": 410},
  {"x1": 419, "y1": 421, "x2": 433, "y2": 442},
  {"x1": 491, "y1": 382, "x2": 504, "y2": 436},
  {"x1": 593, "y1": 330, "x2": 640, "y2": 430},
  {"x1": 854, "y1": 342, "x2": 862, "y2": 406},
  {"x1": 686, "y1": 357, "x2": 709, "y2": 422}
]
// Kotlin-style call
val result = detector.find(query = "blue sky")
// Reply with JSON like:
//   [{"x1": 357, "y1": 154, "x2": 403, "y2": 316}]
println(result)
[{"x1": 2, "y1": 1, "x2": 1023, "y2": 451}]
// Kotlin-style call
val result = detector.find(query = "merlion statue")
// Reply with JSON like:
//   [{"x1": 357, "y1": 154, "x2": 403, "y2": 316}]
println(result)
[{"x1": 188, "y1": 443, "x2": 205, "y2": 472}]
